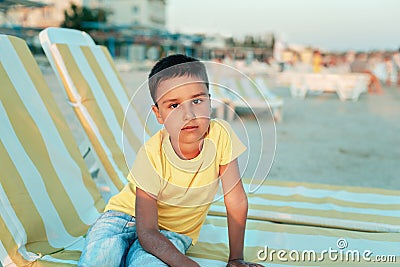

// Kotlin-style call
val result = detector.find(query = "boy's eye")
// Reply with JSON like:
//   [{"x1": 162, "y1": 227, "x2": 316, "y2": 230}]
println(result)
[
  {"x1": 192, "y1": 98, "x2": 203, "y2": 104},
  {"x1": 169, "y1": 103, "x2": 179, "y2": 109}
]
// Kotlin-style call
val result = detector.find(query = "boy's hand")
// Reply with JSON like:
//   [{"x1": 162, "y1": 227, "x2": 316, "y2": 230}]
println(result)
[{"x1": 226, "y1": 259, "x2": 264, "y2": 267}]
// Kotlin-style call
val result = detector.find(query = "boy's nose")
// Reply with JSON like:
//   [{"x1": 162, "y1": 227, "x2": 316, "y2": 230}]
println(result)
[{"x1": 182, "y1": 102, "x2": 195, "y2": 121}]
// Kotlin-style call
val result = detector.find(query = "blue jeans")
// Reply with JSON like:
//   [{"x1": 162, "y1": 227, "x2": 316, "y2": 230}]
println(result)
[{"x1": 78, "y1": 210, "x2": 193, "y2": 267}]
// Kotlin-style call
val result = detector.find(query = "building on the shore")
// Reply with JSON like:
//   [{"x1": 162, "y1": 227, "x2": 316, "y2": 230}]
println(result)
[
  {"x1": 0, "y1": 1, "x2": 277, "y2": 63},
  {"x1": 105, "y1": 0, "x2": 166, "y2": 29},
  {"x1": 3, "y1": 1, "x2": 79, "y2": 28},
  {"x1": 0, "y1": 0, "x2": 168, "y2": 59},
  {"x1": 2, "y1": 0, "x2": 166, "y2": 29}
]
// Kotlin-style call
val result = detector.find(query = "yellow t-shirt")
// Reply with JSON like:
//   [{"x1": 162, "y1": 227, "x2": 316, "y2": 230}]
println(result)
[{"x1": 105, "y1": 119, "x2": 246, "y2": 243}]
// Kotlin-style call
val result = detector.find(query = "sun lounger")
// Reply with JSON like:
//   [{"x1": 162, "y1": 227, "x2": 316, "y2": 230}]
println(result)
[
  {"x1": 208, "y1": 71, "x2": 283, "y2": 122},
  {"x1": 251, "y1": 76, "x2": 284, "y2": 122},
  {"x1": 38, "y1": 27, "x2": 106, "y2": 182},
  {"x1": 188, "y1": 215, "x2": 400, "y2": 266},
  {"x1": 210, "y1": 179, "x2": 400, "y2": 233},
  {"x1": 204, "y1": 179, "x2": 400, "y2": 265},
  {"x1": 0, "y1": 34, "x2": 104, "y2": 266},
  {"x1": 40, "y1": 27, "x2": 161, "y2": 199},
  {"x1": 281, "y1": 72, "x2": 369, "y2": 101},
  {"x1": 336, "y1": 74, "x2": 369, "y2": 101}
]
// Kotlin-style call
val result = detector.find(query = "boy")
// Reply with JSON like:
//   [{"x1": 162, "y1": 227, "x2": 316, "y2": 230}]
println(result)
[{"x1": 79, "y1": 54, "x2": 263, "y2": 267}]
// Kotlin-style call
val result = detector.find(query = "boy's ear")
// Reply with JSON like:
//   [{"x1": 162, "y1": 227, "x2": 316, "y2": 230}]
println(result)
[{"x1": 152, "y1": 105, "x2": 164, "y2": 124}]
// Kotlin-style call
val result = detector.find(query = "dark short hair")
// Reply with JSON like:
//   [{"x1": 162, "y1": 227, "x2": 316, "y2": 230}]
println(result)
[{"x1": 148, "y1": 54, "x2": 209, "y2": 104}]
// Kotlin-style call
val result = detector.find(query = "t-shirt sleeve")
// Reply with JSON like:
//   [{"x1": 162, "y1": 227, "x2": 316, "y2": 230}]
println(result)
[
  {"x1": 128, "y1": 145, "x2": 161, "y2": 197},
  {"x1": 217, "y1": 120, "x2": 247, "y2": 166}
]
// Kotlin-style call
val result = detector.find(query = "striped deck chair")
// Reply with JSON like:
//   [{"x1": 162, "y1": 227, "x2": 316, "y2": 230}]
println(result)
[
  {"x1": 209, "y1": 179, "x2": 400, "y2": 233},
  {"x1": 249, "y1": 76, "x2": 284, "y2": 122},
  {"x1": 0, "y1": 35, "x2": 104, "y2": 266},
  {"x1": 199, "y1": 179, "x2": 400, "y2": 265},
  {"x1": 40, "y1": 27, "x2": 161, "y2": 199},
  {"x1": 38, "y1": 27, "x2": 101, "y2": 178},
  {"x1": 215, "y1": 74, "x2": 283, "y2": 122},
  {"x1": 208, "y1": 75, "x2": 236, "y2": 122},
  {"x1": 188, "y1": 215, "x2": 400, "y2": 266},
  {"x1": 204, "y1": 62, "x2": 283, "y2": 122}
]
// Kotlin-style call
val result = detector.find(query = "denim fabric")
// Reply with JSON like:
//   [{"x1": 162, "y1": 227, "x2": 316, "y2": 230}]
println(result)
[{"x1": 78, "y1": 210, "x2": 193, "y2": 267}]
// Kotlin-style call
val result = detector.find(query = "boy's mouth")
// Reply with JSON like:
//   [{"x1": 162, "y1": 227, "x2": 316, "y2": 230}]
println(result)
[{"x1": 181, "y1": 125, "x2": 198, "y2": 131}]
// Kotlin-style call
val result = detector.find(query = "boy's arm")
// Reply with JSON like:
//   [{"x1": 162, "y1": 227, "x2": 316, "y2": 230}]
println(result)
[
  {"x1": 220, "y1": 159, "x2": 264, "y2": 267},
  {"x1": 135, "y1": 188, "x2": 200, "y2": 267}
]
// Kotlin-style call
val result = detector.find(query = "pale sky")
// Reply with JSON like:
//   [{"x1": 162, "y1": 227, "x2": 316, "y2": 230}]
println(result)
[{"x1": 166, "y1": 0, "x2": 400, "y2": 52}]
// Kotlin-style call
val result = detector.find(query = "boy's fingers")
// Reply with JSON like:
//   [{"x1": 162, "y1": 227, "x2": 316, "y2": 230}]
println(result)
[{"x1": 226, "y1": 259, "x2": 264, "y2": 267}]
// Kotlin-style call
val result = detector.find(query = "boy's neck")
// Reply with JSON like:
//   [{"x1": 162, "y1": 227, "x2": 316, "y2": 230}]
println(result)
[{"x1": 170, "y1": 138, "x2": 204, "y2": 160}]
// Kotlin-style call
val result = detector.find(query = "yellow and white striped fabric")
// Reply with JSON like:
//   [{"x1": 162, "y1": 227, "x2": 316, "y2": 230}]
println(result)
[
  {"x1": 189, "y1": 215, "x2": 400, "y2": 266},
  {"x1": 0, "y1": 35, "x2": 104, "y2": 266},
  {"x1": 49, "y1": 42, "x2": 160, "y2": 196},
  {"x1": 209, "y1": 179, "x2": 400, "y2": 233}
]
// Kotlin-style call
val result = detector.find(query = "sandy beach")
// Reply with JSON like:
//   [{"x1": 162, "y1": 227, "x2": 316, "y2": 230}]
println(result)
[
  {"x1": 254, "y1": 82, "x2": 400, "y2": 190},
  {"x1": 45, "y1": 69, "x2": 400, "y2": 192}
]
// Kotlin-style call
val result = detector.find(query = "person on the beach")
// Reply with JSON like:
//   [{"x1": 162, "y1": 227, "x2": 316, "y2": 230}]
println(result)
[
  {"x1": 393, "y1": 48, "x2": 400, "y2": 86},
  {"x1": 273, "y1": 37, "x2": 285, "y2": 72},
  {"x1": 312, "y1": 50, "x2": 323, "y2": 73},
  {"x1": 78, "y1": 54, "x2": 263, "y2": 267},
  {"x1": 350, "y1": 52, "x2": 383, "y2": 94},
  {"x1": 384, "y1": 53, "x2": 394, "y2": 86}
]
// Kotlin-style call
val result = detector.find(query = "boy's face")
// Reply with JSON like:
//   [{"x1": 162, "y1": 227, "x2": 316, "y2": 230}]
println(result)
[{"x1": 152, "y1": 75, "x2": 211, "y2": 149}]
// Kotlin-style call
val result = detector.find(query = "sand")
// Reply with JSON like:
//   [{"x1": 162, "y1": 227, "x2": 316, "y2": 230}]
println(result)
[
  {"x1": 249, "y1": 83, "x2": 400, "y2": 190},
  {"x1": 45, "y1": 69, "x2": 400, "y2": 192}
]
